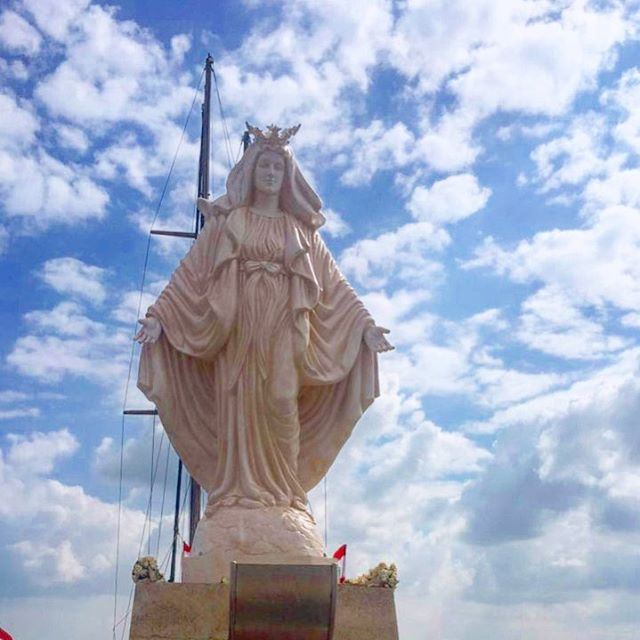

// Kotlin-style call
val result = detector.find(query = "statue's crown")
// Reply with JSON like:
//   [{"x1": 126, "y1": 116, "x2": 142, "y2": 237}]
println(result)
[{"x1": 246, "y1": 122, "x2": 301, "y2": 148}]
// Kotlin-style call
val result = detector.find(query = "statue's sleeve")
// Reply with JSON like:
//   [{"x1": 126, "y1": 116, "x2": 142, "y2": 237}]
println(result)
[
  {"x1": 302, "y1": 230, "x2": 375, "y2": 384},
  {"x1": 146, "y1": 215, "x2": 230, "y2": 361},
  {"x1": 137, "y1": 214, "x2": 236, "y2": 492},
  {"x1": 297, "y1": 230, "x2": 379, "y2": 490}
]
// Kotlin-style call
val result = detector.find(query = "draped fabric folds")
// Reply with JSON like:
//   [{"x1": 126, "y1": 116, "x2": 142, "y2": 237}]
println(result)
[{"x1": 138, "y1": 207, "x2": 378, "y2": 507}]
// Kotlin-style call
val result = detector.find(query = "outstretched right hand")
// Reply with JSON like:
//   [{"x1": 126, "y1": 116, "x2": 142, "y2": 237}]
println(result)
[{"x1": 134, "y1": 316, "x2": 162, "y2": 344}]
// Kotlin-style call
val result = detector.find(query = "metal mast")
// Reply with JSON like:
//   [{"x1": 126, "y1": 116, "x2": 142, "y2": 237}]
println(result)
[
  {"x1": 188, "y1": 53, "x2": 213, "y2": 546},
  {"x1": 125, "y1": 54, "x2": 237, "y2": 583}
]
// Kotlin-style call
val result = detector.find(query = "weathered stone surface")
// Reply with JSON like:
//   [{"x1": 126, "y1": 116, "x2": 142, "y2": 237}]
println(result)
[
  {"x1": 183, "y1": 506, "x2": 325, "y2": 583},
  {"x1": 129, "y1": 581, "x2": 398, "y2": 640},
  {"x1": 129, "y1": 582, "x2": 228, "y2": 640}
]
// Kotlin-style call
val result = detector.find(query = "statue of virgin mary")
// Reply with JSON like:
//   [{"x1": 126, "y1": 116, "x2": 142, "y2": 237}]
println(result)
[{"x1": 135, "y1": 124, "x2": 393, "y2": 579}]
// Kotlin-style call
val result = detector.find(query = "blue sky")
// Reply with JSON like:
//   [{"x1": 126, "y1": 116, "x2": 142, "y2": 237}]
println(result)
[{"x1": 1, "y1": 0, "x2": 640, "y2": 638}]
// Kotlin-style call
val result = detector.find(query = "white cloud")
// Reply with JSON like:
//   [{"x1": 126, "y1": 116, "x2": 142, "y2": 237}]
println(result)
[
  {"x1": 0, "y1": 91, "x2": 108, "y2": 231},
  {"x1": 25, "y1": 301, "x2": 104, "y2": 336},
  {"x1": 461, "y1": 353, "x2": 640, "y2": 611},
  {"x1": 529, "y1": 113, "x2": 621, "y2": 192},
  {"x1": 465, "y1": 206, "x2": 640, "y2": 311},
  {"x1": 0, "y1": 91, "x2": 39, "y2": 148},
  {"x1": 408, "y1": 174, "x2": 491, "y2": 225},
  {"x1": 473, "y1": 367, "x2": 568, "y2": 410},
  {"x1": 0, "y1": 58, "x2": 29, "y2": 81},
  {"x1": 112, "y1": 290, "x2": 161, "y2": 326},
  {"x1": 601, "y1": 66, "x2": 640, "y2": 155},
  {"x1": 0, "y1": 428, "x2": 149, "y2": 592},
  {"x1": 621, "y1": 312, "x2": 640, "y2": 329},
  {"x1": 340, "y1": 121, "x2": 415, "y2": 186},
  {"x1": 516, "y1": 286, "x2": 628, "y2": 360},
  {"x1": 23, "y1": 0, "x2": 90, "y2": 41},
  {"x1": 0, "y1": 146, "x2": 109, "y2": 226},
  {"x1": 465, "y1": 347, "x2": 640, "y2": 434},
  {"x1": 5, "y1": 428, "x2": 78, "y2": 476},
  {"x1": 7, "y1": 266, "x2": 149, "y2": 408},
  {"x1": 0, "y1": 391, "x2": 29, "y2": 403},
  {"x1": 320, "y1": 208, "x2": 350, "y2": 238},
  {"x1": 448, "y1": 1, "x2": 629, "y2": 119},
  {"x1": 389, "y1": 0, "x2": 634, "y2": 181},
  {"x1": 584, "y1": 167, "x2": 640, "y2": 211},
  {"x1": 0, "y1": 10, "x2": 42, "y2": 55},
  {"x1": 7, "y1": 327, "x2": 129, "y2": 387},
  {"x1": 0, "y1": 407, "x2": 40, "y2": 420},
  {"x1": 94, "y1": 421, "x2": 176, "y2": 488},
  {"x1": 40, "y1": 257, "x2": 108, "y2": 305},
  {"x1": 55, "y1": 124, "x2": 90, "y2": 153},
  {"x1": 340, "y1": 221, "x2": 450, "y2": 289},
  {"x1": 414, "y1": 110, "x2": 481, "y2": 173}
]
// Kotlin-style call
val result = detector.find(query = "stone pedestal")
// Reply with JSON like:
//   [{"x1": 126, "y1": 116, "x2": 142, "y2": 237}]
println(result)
[
  {"x1": 129, "y1": 581, "x2": 399, "y2": 640},
  {"x1": 184, "y1": 505, "x2": 325, "y2": 583}
]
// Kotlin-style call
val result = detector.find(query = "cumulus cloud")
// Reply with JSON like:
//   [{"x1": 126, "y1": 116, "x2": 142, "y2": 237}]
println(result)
[
  {"x1": 516, "y1": 286, "x2": 628, "y2": 360},
  {"x1": 22, "y1": 0, "x2": 90, "y2": 41},
  {"x1": 529, "y1": 112, "x2": 619, "y2": 193},
  {"x1": 408, "y1": 174, "x2": 491, "y2": 225},
  {"x1": 40, "y1": 257, "x2": 108, "y2": 305},
  {"x1": 601, "y1": 66, "x2": 640, "y2": 155},
  {"x1": 340, "y1": 121, "x2": 415, "y2": 186},
  {"x1": 465, "y1": 206, "x2": 640, "y2": 311},
  {"x1": 0, "y1": 428, "x2": 149, "y2": 593},
  {"x1": 0, "y1": 10, "x2": 42, "y2": 55},
  {"x1": 461, "y1": 353, "x2": 640, "y2": 608},
  {"x1": 0, "y1": 91, "x2": 39, "y2": 148},
  {"x1": 5, "y1": 428, "x2": 78, "y2": 476},
  {"x1": 55, "y1": 124, "x2": 90, "y2": 153},
  {"x1": 0, "y1": 145, "x2": 109, "y2": 227},
  {"x1": 340, "y1": 221, "x2": 450, "y2": 289},
  {"x1": 320, "y1": 208, "x2": 351, "y2": 238}
]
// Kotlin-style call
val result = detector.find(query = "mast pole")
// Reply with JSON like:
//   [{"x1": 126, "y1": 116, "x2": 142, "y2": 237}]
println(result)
[
  {"x1": 188, "y1": 54, "x2": 213, "y2": 546},
  {"x1": 169, "y1": 459, "x2": 183, "y2": 582}
]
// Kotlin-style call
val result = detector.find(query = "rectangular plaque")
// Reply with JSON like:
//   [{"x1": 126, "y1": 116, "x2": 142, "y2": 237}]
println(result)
[{"x1": 229, "y1": 561, "x2": 338, "y2": 640}]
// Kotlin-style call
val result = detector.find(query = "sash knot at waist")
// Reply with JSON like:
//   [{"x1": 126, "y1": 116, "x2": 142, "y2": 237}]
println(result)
[{"x1": 240, "y1": 259, "x2": 287, "y2": 275}]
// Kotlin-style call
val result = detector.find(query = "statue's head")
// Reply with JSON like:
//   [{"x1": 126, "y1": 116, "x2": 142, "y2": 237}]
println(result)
[
  {"x1": 224, "y1": 124, "x2": 325, "y2": 229},
  {"x1": 253, "y1": 147, "x2": 286, "y2": 198}
]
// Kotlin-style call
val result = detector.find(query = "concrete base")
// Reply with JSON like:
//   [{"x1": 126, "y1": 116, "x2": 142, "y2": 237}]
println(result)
[
  {"x1": 129, "y1": 581, "x2": 399, "y2": 640},
  {"x1": 184, "y1": 505, "x2": 325, "y2": 583}
]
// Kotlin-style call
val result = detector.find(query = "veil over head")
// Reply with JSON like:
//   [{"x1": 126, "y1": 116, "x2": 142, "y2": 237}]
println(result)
[{"x1": 204, "y1": 141, "x2": 326, "y2": 229}]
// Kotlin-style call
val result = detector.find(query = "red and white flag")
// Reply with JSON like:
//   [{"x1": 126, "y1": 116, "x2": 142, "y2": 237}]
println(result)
[
  {"x1": 332, "y1": 544, "x2": 347, "y2": 583},
  {"x1": 0, "y1": 627, "x2": 14, "y2": 640},
  {"x1": 182, "y1": 541, "x2": 192, "y2": 556}
]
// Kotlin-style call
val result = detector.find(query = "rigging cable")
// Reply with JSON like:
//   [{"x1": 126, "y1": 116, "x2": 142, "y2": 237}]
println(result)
[
  {"x1": 112, "y1": 66, "x2": 205, "y2": 640},
  {"x1": 114, "y1": 427, "x2": 167, "y2": 640},
  {"x1": 155, "y1": 437, "x2": 172, "y2": 558},
  {"x1": 148, "y1": 414, "x2": 156, "y2": 555},
  {"x1": 212, "y1": 65, "x2": 234, "y2": 170}
]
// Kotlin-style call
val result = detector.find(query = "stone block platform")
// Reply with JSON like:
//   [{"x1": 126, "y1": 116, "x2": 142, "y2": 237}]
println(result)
[{"x1": 129, "y1": 581, "x2": 399, "y2": 640}]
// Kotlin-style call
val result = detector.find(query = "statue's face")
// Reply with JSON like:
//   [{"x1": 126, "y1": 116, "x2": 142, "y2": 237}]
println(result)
[{"x1": 253, "y1": 149, "x2": 285, "y2": 196}]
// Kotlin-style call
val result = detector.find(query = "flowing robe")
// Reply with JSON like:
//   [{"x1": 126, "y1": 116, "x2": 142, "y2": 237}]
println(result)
[{"x1": 138, "y1": 206, "x2": 379, "y2": 510}]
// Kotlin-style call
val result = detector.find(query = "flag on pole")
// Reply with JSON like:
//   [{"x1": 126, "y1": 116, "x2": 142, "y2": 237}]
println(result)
[
  {"x1": 182, "y1": 541, "x2": 192, "y2": 556},
  {"x1": 332, "y1": 544, "x2": 347, "y2": 583},
  {"x1": 0, "y1": 627, "x2": 14, "y2": 640}
]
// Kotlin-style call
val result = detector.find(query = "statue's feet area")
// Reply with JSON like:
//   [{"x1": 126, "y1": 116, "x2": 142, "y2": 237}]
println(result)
[{"x1": 182, "y1": 505, "x2": 325, "y2": 583}]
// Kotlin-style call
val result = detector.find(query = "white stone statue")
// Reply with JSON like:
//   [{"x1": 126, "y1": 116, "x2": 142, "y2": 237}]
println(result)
[{"x1": 135, "y1": 124, "x2": 393, "y2": 580}]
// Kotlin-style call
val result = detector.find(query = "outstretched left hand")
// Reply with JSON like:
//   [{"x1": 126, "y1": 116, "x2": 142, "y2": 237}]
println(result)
[{"x1": 364, "y1": 325, "x2": 394, "y2": 353}]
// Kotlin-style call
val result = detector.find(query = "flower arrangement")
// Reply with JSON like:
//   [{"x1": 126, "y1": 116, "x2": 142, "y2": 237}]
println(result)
[
  {"x1": 131, "y1": 556, "x2": 165, "y2": 583},
  {"x1": 346, "y1": 562, "x2": 398, "y2": 589}
]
